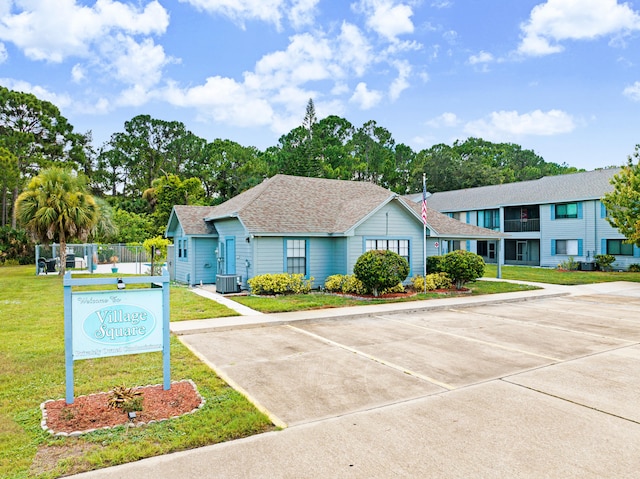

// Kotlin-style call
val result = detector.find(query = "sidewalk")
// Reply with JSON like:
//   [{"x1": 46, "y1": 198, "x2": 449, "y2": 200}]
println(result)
[{"x1": 171, "y1": 279, "x2": 571, "y2": 335}]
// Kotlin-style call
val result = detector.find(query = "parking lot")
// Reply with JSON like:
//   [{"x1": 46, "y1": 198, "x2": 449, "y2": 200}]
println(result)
[
  {"x1": 181, "y1": 290, "x2": 640, "y2": 427},
  {"x1": 76, "y1": 283, "x2": 640, "y2": 478}
]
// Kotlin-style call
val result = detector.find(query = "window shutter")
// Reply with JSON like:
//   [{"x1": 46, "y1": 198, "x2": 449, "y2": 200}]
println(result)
[
  {"x1": 466, "y1": 212, "x2": 470, "y2": 224},
  {"x1": 600, "y1": 202, "x2": 606, "y2": 218},
  {"x1": 634, "y1": 245, "x2": 640, "y2": 258},
  {"x1": 577, "y1": 202, "x2": 583, "y2": 219},
  {"x1": 601, "y1": 238, "x2": 607, "y2": 255},
  {"x1": 578, "y1": 239, "x2": 583, "y2": 256},
  {"x1": 478, "y1": 210, "x2": 484, "y2": 227},
  {"x1": 551, "y1": 239, "x2": 556, "y2": 256},
  {"x1": 466, "y1": 240, "x2": 470, "y2": 251},
  {"x1": 551, "y1": 205, "x2": 556, "y2": 221}
]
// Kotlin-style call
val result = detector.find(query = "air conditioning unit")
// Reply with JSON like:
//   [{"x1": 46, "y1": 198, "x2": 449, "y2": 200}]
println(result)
[{"x1": 216, "y1": 274, "x2": 240, "y2": 294}]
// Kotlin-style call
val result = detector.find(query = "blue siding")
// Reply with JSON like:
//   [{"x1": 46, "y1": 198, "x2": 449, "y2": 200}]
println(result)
[{"x1": 215, "y1": 218, "x2": 250, "y2": 287}]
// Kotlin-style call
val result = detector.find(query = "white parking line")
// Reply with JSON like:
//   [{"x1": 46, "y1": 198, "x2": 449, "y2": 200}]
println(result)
[{"x1": 286, "y1": 325, "x2": 455, "y2": 391}]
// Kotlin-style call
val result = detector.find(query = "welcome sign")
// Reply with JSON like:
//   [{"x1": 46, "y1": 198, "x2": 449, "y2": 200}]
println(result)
[
  {"x1": 63, "y1": 271, "x2": 170, "y2": 404},
  {"x1": 72, "y1": 290, "x2": 163, "y2": 360}
]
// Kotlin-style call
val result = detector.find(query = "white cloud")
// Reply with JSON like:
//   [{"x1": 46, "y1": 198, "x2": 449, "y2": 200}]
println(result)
[
  {"x1": 0, "y1": 42, "x2": 6, "y2": 63},
  {"x1": 468, "y1": 51, "x2": 494, "y2": 65},
  {"x1": 353, "y1": 0, "x2": 414, "y2": 42},
  {"x1": 623, "y1": 81, "x2": 640, "y2": 101},
  {"x1": 164, "y1": 77, "x2": 275, "y2": 127},
  {"x1": 349, "y1": 82, "x2": 382, "y2": 109},
  {"x1": 518, "y1": 0, "x2": 640, "y2": 57},
  {"x1": 337, "y1": 22, "x2": 374, "y2": 77},
  {"x1": 71, "y1": 64, "x2": 85, "y2": 83},
  {"x1": 0, "y1": 0, "x2": 169, "y2": 62},
  {"x1": 464, "y1": 109, "x2": 575, "y2": 139},
  {"x1": 288, "y1": 0, "x2": 320, "y2": 29},
  {"x1": 180, "y1": 0, "x2": 287, "y2": 28},
  {"x1": 426, "y1": 112, "x2": 459, "y2": 128},
  {"x1": 0, "y1": 78, "x2": 73, "y2": 109},
  {"x1": 389, "y1": 59, "x2": 411, "y2": 100}
]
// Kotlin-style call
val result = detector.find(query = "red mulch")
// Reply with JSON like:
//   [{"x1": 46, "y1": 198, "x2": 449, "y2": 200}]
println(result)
[{"x1": 41, "y1": 380, "x2": 204, "y2": 435}]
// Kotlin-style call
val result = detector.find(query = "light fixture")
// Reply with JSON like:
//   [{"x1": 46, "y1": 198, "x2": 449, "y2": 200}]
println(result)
[
  {"x1": 117, "y1": 278, "x2": 126, "y2": 290},
  {"x1": 128, "y1": 411, "x2": 136, "y2": 420}
]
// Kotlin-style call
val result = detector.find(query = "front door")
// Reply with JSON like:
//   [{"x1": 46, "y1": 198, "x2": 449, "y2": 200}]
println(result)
[
  {"x1": 516, "y1": 241, "x2": 527, "y2": 262},
  {"x1": 225, "y1": 238, "x2": 236, "y2": 274}
]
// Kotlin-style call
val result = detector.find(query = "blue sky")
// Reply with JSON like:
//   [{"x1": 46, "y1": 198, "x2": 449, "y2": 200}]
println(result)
[{"x1": 1, "y1": 0, "x2": 640, "y2": 171}]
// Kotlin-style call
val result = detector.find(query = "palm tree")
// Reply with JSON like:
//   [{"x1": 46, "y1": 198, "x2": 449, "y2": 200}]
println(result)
[{"x1": 15, "y1": 167, "x2": 99, "y2": 274}]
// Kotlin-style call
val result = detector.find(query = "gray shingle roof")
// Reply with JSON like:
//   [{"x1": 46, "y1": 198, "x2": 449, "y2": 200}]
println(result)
[
  {"x1": 402, "y1": 200, "x2": 505, "y2": 239},
  {"x1": 423, "y1": 168, "x2": 621, "y2": 213},
  {"x1": 205, "y1": 174, "x2": 396, "y2": 234},
  {"x1": 171, "y1": 205, "x2": 217, "y2": 235},
  {"x1": 169, "y1": 174, "x2": 504, "y2": 239}
]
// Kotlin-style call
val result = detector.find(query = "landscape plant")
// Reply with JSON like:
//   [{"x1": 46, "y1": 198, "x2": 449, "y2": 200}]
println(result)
[
  {"x1": 439, "y1": 250, "x2": 485, "y2": 289},
  {"x1": 557, "y1": 256, "x2": 579, "y2": 271},
  {"x1": 248, "y1": 273, "x2": 313, "y2": 295},
  {"x1": 411, "y1": 272, "x2": 453, "y2": 292},
  {"x1": 353, "y1": 250, "x2": 409, "y2": 297},
  {"x1": 594, "y1": 254, "x2": 616, "y2": 271}
]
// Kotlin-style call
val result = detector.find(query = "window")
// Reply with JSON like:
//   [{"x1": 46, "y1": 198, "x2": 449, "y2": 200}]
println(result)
[
  {"x1": 183, "y1": 239, "x2": 188, "y2": 259},
  {"x1": 555, "y1": 203, "x2": 578, "y2": 219},
  {"x1": 286, "y1": 239, "x2": 307, "y2": 275},
  {"x1": 477, "y1": 241, "x2": 496, "y2": 259},
  {"x1": 607, "y1": 239, "x2": 634, "y2": 256},
  {"x1": 556, "y1": 239, "x2": 578, "y2": 256},
  {"x1": 177, "y1": 239, "x2": 187, "y2": 260},
  {"x1": 365, "y1": 239, "x2": 409, "y2": 264},
  {"x1": 480, "y1": 209, "x2": 500, "y2": 230},
  {"x1": 178, "y1": 239, "x2": 182, "y2": 258}
]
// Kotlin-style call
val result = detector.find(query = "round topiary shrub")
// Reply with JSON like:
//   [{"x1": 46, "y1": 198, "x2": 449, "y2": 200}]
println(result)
[
  {"x1": 439, "y1": 250, "x2": 485, "y2": 290},
  {"x1": 353, "y1": 250, "x2": 409, "y2": 297}
]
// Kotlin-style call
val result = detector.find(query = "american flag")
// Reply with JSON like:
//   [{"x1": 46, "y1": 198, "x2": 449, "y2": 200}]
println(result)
[{"x1": 421, "y1": 179, "x2": 427, "y2": 225}]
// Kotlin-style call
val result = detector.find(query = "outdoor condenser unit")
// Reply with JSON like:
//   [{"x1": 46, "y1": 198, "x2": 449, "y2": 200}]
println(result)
[{"x1": 216, "y1": 274, "x2": 240, "y2": 294}]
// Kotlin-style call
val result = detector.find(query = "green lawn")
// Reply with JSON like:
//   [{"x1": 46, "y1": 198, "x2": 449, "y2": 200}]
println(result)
[
  {"x1": 0, "y1": 266, "x2": 273, "y2": 479},
  {"x1": 231, "y1": 280, "x2": 539, "y2": 313},
  {"x1": 484, "y1": 264, "x2": 640, "y2": 285}
]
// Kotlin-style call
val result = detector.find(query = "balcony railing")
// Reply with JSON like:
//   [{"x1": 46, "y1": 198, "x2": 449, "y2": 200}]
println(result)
[{"x1": 504, "y1": 218, "x2": 540, "y2": 232}]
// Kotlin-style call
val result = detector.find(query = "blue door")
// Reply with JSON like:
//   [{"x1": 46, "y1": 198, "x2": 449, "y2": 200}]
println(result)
[{"x1": 225, "y1": 238, "x2": 236, "y2": 274}]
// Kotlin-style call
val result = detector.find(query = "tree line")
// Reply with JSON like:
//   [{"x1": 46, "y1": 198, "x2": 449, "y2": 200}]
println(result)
[{"x1": 1, "y1": 88, "x2": 584, "y2": 244}]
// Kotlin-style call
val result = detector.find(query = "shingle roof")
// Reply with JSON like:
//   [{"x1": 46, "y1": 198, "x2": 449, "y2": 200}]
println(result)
[
  {"x1": 205, "y1": 174, "x2": 396, "y2": 234},
  {"x1": 169, "y1": 174, "x2": 505, "y2": 239},
  {"x1": 171, "y1": 205, "x2": 217, "y2": 235},
  {"x1": 422, "y1": 168, "x2": 621, "y2": 213},
  {"x1": 402, "y1": 200, "x2": 505, "y2": 239}
]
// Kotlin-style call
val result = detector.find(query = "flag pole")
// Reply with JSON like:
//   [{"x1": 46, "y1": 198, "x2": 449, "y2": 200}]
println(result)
[{"x1": 422, "y1": 173, "x2": 427, "y2": 294}]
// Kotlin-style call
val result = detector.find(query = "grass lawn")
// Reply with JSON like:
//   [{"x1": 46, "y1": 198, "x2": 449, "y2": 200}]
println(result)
[
  {"x1": 231, "y1": 280, "x2": 539, "y2": 313},
  {"x1": 484, "y1": 264, "x2": 640, "y2": 285},
  {"x1": 0, "y1": 266, "x2": 273, "y2": 479}
]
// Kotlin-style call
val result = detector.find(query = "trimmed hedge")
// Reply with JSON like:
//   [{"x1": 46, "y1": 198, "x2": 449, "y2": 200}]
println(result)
[
  {"x1": 411, "y1": 272, "x2": 453, "y2": 292},
  {"x1": 248, "y1": 273, "x2": 314, "y2": 295}
]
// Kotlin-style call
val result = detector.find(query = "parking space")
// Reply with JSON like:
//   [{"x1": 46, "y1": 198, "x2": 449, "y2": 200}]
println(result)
[{"x1": 180, "y1": 292, "x2": 640, "y2": 427}]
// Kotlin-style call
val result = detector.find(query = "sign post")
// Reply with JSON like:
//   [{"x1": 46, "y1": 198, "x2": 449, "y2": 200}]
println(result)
[{"x1": 63, "y1": 270, "x2": 170, "y2": 404}]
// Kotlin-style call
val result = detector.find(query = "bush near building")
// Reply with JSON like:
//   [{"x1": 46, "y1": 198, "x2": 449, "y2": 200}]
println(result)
[{"x1": 353, "y1": 250, "x2": 409, "y2": 297}]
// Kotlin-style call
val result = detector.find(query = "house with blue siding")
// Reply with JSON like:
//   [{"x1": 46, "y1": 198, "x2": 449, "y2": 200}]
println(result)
[
  {"x1": 165, "y1": 175, "x2": 504, "y2": 289},
  {"x1": 419, "y1": 168, "x2": 640, "y2": 270}
]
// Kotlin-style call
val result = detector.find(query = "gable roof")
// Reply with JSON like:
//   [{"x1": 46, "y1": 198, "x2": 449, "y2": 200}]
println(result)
[
  {"x1": 422, "y1": 168, "x2": 620, "y2": 213},
  {"x1": 402, "y1": 200, "x2": 504, "y2": 239},
  {"x1": 167, "y1": 205, "x2": 217, "y2": 236},
  {"x1": 166, "y1": 174, "x2": 505, "y2": 239},
  {"x1": 204, "y1": 174, "x2": 397, "y2": 234}
]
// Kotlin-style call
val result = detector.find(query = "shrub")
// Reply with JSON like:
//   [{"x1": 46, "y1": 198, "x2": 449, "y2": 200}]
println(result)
[
  {"x1": 353, "y1": 250, "x2": 409, "y2": 297},
  {"x1": 557, "y1": 256, "x2": 579, "y2": 271},
  {"x1": 594, "y1": 254, "x2": 616, "y2": 271},
  {"x1": 439, "y1": 250, "x2": 485, "y2": 290},
  {"x1": 628, "y1": 264, "x2": 640, "y2": 272},
  {"x1": 248, "y1": 273, "x2": 314, "y2": 295},
  {"x1": 426, "y1": 255, "x2": 444, "y2": 273},
  {"x1": 0, "y1": 227, "x2": 35, "y2": 265},
  {"x1": 323, "y1": 274, "x2": 367, "y2": 295},
  {"x1": 411, "y1": 272, "x2": 453, "y2": 292}
]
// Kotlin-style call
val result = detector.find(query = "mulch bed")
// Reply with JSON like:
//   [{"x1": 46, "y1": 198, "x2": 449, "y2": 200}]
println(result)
[{"x1": 41, "y1": 380, "x2": 204, "y2": 436}]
